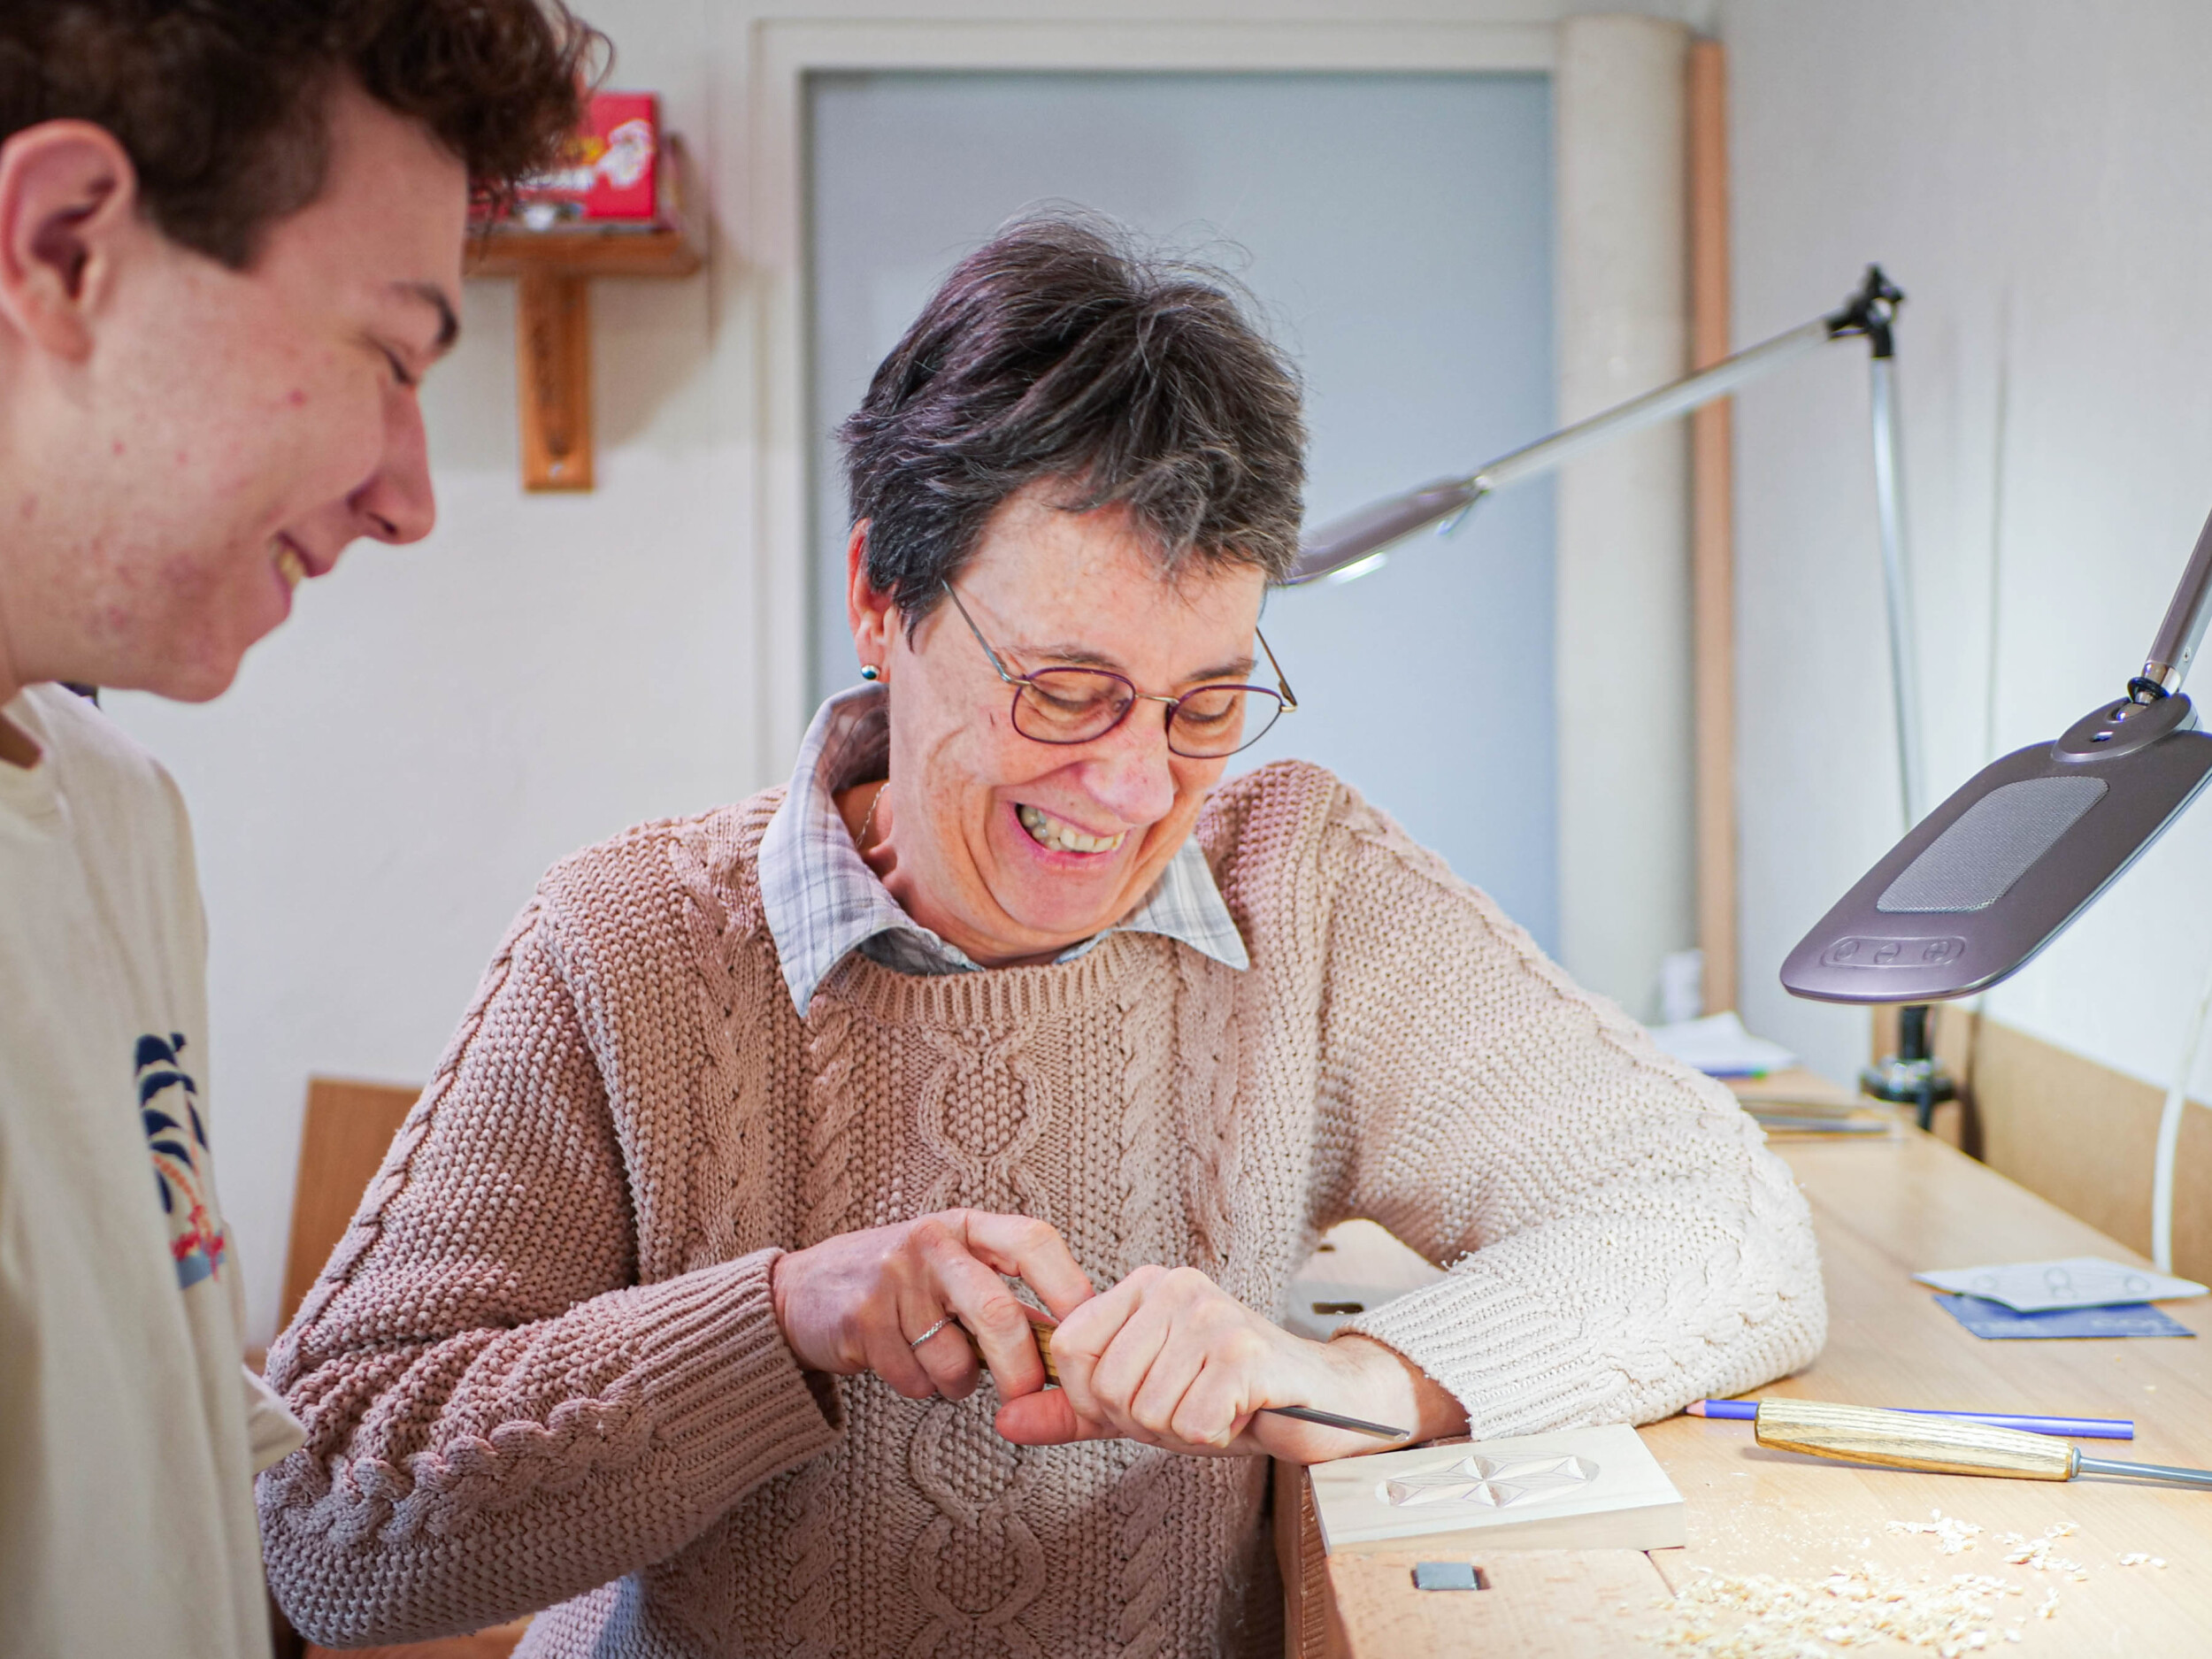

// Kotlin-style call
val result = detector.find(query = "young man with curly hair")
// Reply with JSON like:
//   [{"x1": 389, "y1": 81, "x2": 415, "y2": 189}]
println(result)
[{"x1": 0, "y1": 4, "x2": 598, "y2": 1652}]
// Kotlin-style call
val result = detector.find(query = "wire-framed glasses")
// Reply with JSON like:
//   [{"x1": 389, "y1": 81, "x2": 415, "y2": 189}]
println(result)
[{"x1": 940, "y1": 580, "x2": 1298, "y2": 759}]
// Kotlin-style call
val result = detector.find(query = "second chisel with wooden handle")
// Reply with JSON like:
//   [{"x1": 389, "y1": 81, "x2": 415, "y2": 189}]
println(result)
[{"x1": 1755, "y1": 1398, "x2": 2212, "y2": 1489}]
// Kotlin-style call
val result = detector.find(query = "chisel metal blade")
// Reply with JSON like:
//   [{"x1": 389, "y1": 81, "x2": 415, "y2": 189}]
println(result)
[{"x1": 2075, "y1": 1455, "x2": 2212, "y2": 1490}]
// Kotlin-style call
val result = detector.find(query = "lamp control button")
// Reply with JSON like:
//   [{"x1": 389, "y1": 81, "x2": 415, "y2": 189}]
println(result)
[{"x1": 1822, "y1": 934, "x2": 1966, "y2": 969}]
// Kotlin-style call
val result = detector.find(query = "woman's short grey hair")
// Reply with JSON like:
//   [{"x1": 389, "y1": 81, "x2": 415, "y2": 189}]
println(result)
[{"x1": 837, "y1": 214, "x2": 1307, "y2": 619}]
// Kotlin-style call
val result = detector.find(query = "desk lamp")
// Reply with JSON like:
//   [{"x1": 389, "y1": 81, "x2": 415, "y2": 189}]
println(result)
[
  {"x1": 1296, "y1": 267, "x2": 1957, "y2": 1110},
  {"x1": 1781, "y1": 511, "x2": 2212, "y2": 1004}
]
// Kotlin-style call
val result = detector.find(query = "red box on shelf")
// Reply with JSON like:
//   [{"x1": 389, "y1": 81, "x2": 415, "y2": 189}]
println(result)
[{"x1": 483, "y1": 91, "x2": 663, "y2": 230}]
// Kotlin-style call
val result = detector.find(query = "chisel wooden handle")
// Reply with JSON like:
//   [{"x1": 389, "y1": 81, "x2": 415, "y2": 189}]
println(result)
[
  {"x1": 1755, "y1": 1399, "x2": 2078, "y2": 1480},
  {"x1": 944, "y1": 1317, "x2": 1061, "y2": 1379}
]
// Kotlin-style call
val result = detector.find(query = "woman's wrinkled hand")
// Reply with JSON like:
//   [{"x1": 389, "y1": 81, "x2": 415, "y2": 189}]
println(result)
[
  {"x1": 770, "y1": 1209, "x2": 1094, "y2": 1402},
  {"x1": 993, "y1": 1263, "x2": 1458, "y2": 1462}
]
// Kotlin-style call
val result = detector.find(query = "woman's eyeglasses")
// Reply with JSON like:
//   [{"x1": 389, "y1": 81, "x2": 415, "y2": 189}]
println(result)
[{"x1": 940, "y1": 580, "x2": 1297, "y2": 759}]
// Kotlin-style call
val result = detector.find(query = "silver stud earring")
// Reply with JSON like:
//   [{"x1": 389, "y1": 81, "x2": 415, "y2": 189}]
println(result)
[{"x1": 860, "y1": 664, "x2": 880, "y2": 681}]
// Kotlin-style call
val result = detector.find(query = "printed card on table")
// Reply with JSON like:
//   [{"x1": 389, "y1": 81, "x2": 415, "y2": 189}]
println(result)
[{"x1": 1913, "y1": 1256, "x2": 2208, "y2": 1313}]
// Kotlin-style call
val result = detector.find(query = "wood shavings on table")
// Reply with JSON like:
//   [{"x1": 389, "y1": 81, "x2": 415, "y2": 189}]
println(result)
[
  {"x1": 1645, "y1": 1562, "x2": 2030, "y2": 1656},
  {"x1": 1642, "y1": 1511, "x2": 2096, "y2": 1655},
  {"x1": 1994, "y1": 1523, "x2": 2085, "y2": 1579},
  {"x1": 1886, "y1": 1509, "x2": 1984, "y2": 1555}
]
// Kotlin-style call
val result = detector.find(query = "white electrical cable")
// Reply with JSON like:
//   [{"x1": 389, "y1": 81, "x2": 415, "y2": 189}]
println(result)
[{"x1": 2151, "y1": 945, "x2": 2212, "y2": 1272}]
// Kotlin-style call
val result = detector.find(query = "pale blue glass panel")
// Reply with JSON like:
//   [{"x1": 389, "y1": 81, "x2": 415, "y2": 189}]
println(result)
[{"x1": 807, "y1": 71, "x2": 1556, "y2": 951}]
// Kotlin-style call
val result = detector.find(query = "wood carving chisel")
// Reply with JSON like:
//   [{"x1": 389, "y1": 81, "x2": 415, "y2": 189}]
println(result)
[
  {"x1": 1755, "y1": 1398, "x2": 2212, "y2": 1489},
  {"x1": 1689, "y1": 1396, "x2": 2135, "y2": 1439}
]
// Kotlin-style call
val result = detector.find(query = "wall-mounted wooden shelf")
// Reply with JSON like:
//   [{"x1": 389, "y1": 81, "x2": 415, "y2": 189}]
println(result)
[{"x1": 464, "y1": 136, "x2": 703, "y2": 491}]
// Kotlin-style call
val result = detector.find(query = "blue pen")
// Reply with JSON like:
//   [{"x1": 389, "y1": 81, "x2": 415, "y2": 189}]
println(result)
[{"x1": 1686, "y1": 1399, "x2": 2134, "y2": 1440}]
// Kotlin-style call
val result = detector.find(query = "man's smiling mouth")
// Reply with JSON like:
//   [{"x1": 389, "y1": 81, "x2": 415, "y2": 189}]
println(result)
[{"x1": 1017, "y1": 803, "x2": 1128, "y2": 856}]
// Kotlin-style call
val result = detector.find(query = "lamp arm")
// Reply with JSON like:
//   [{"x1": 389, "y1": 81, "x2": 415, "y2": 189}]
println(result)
[
  {"x1": 2134, "y1": 504, "x2": 2212, "y2": 701},
  {"x1": 1285, "y1": 320, "x2": 1825, "y2": 586},
  {"x1": 1287, "y1": 265, "x2": 1906, "y2": 586},
  {"x1": 1869, "y1": 352, "x2": 1925, "y2": 825},
  {"x1": 1475, "y1": 320, "x2": 1832, "y2": 492}
]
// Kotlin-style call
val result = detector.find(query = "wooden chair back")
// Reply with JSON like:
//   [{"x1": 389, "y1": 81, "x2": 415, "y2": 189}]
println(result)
[{"x1": 280, "y1": 1076, "x2": 422, "y2": 1332}]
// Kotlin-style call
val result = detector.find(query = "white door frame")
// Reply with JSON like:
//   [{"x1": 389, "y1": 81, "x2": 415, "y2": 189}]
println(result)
[{"x1": 732, "y1": 18, "x2": 1557, "y2": 769}]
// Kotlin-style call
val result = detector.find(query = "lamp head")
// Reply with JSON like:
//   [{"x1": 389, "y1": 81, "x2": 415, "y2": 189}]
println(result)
[
  {"x1": 1287, "y1": 479, "x2": 1482, "y2": 586},
  {"x1": 1781, "y1": 691, "x2": 2212, "y2": 1003}
]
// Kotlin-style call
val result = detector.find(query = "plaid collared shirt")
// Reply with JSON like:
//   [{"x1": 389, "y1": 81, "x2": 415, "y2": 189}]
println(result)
[{"x1": 757, "y1": 686, "x2": 1250, "y2": 1015}]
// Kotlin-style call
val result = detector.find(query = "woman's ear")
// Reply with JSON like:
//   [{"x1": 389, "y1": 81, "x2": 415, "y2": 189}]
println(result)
[
  {"x1": 0, "y1": 120, "x2": 140, "y2": 364},
  {"x1": 846, "y1": 520, "x2": 901, "y2": 680}
]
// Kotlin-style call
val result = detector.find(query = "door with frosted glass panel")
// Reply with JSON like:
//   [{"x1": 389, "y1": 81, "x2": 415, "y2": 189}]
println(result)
[{"x1": 807, "y1": 71, "x2": 1557, "y2": 953}]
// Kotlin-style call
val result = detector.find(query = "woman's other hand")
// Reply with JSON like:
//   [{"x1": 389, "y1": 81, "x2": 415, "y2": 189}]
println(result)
[
  {"x1": 770, "y1": 1210, "x2": 1094, "y2": 1402},
  {"x1": 994, "y1": 1264, "x2": 1468, "y2": 1461}
]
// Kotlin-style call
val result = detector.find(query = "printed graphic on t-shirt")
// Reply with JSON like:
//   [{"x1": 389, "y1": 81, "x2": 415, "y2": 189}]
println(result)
[{"x1": 136, "y1": 1033, "x2": 227, "y2": 1289}]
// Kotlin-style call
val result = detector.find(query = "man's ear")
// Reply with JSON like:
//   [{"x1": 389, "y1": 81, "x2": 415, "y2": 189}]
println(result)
[{"x1": 0, "y1": 120, "x2": 140, "y2": 362}]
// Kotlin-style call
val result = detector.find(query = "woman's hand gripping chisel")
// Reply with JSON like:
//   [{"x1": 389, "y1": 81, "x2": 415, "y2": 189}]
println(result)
[
  {"x1": 1755, "y1": 1399, "x2": 2212, "y2": 1489},
  {"x1": 959, "y1": 1320, "x2": 1411, "y2": 1441}
]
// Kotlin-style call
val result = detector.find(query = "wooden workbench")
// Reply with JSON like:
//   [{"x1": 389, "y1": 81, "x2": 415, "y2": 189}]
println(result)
[{"x1": 1279, "y1": 1118, "x2": 2212, "y2": 1655}]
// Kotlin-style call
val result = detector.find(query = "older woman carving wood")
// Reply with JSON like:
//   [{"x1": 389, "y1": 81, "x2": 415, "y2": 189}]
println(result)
[{"x1": 257, "y1": 216, "x2": 1824, "y2": 1657}]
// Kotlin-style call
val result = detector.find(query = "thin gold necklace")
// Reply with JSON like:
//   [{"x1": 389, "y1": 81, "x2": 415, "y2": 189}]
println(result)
[{"x1": 856, "y1": 780, "x2": 887, "y2": 854}]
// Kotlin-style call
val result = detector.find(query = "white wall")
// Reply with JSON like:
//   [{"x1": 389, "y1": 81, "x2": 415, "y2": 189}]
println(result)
[
  {"x1": 1724, "y1": 0, "x2": 2212, "y2": 1106},
  {"x1": 105, "y1": 0, "x2": 1701, "y2": 1348}
]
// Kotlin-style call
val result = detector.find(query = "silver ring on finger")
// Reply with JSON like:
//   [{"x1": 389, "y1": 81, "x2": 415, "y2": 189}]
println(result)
[{"x1": 909, "y1": 1316, "x2": 953, "y2": 1349}]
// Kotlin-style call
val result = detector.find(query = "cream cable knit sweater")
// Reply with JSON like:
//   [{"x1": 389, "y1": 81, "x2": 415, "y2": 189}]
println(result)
[{"x1": 258, "y1": 762, "x2": 1824, "y2": 1657}]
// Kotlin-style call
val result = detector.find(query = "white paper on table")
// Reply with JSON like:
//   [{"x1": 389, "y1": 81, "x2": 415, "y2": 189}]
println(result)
[
  {"x1": 1647, "y1": 1010, "x2": 1797, "y2": 1078},
  {"x1": 1913, "y1": 1255, "x2": 2209, "y2": 1312}
]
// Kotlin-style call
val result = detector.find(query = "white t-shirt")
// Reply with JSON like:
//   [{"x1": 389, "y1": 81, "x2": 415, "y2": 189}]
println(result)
[{"x1": 0, "y1": 683, "x2": 301, "y2": 1659}]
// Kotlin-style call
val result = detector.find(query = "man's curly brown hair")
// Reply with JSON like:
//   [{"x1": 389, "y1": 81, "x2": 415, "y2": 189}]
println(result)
[{"x1": 0, "y1": 0, "x2": 605, "y2": 269}]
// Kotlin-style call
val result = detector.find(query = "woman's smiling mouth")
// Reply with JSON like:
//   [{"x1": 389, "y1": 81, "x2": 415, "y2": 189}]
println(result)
[{"x1": 1017, "y1": 803, "x2": 1128, "y2": 856}]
